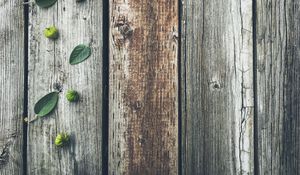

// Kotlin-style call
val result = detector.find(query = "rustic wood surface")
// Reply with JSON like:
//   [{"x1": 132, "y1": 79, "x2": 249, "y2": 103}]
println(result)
[
  {"x1": 0, "y1": 1, "x2": 24, "y2": 174},
  {"x1": 27, "y1": 0, "x2": 103, "y2": 174},
  {"x1": 109, "y1": 0, "x2": 179, "y2": 174},
  {"x1": 257, "y1": 0, "x2": 300, "y2": 174},
  {"x1": 1, "y1": 0, "x2": 300, "y2": 174},
  {"x1": 181, "y1": 0, "x2": 254, "y2": 174}
]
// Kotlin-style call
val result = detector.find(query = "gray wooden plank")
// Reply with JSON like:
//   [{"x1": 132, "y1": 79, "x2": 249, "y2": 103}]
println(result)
[
  {"x1": 109, "y1": 0, "x2": 179, "y2": 174},
  {"x1": 181, "y1": 0, "x2": 254, "y2": 174},
  {"x1": 256, "y1": 0, "x2": 300, "y2": 174},
  {"x1": 27, "y1": 1, "x2": 103, "y2": 174},
  {"x1": 0, "y1": 1, "x2": 24, "y2": 174}
]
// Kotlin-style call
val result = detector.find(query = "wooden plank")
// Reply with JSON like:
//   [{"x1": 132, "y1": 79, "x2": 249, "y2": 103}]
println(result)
[
  {"x1": 256, "y1": 0, "x2": 300, "y2": 174},
  {"x1": 109, "y1": 0, "x2": 178, "y2": 174},
  {"x1": 181, "y1": 0, "x2": 254, "y2": 174},
  {"x1": 0, "y1": 1, "x2": 24, "y2": 174},
  {"x1": 27, "y1": 0, "x2": 103, "y2": 174}
]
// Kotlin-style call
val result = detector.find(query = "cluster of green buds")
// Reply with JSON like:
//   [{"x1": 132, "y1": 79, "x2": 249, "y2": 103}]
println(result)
[
  {"x1": 44, "y1": 26, "x2": 59, "y2": 39},
  {"x1": 66, "y1": 89, "x2": 80, "y2": 102},
  {"x1": 55, "y1": 133, "x2": 70, "y2": 147}
]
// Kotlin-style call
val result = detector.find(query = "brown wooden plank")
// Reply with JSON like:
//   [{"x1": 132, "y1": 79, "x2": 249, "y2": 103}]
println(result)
[
  {"x1": 181, "y1": 0, "x2": 254, "y2": 174},
  {"x1": 0, "y1": 1, "x2": 24, "y2": 174},
  {"x1": 27, "y1": 1, "x2": 103, "y2": 174},
  {"x1": 256, "y1": 0, "x2": 300, "y2": 174},
  {"x1": 109, "y1": 0, "x2": 179, "y2": 174}
]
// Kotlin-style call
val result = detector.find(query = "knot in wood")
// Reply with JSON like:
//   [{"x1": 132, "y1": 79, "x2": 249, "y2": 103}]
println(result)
[
  {"x1": 133, "y1": 101, "x2": 143, "y2": 111},
  {"x1": 0, "y1": 139, "x2": 14, "y2": 169},
  {"x1": 118, "y1": 24, "x2": 133, "y2": 38},
  {"x1": 209, "y1": 81, "x2": 222, "y2": 91},
  {"x1": 114, "y1": 16, "x2": 133, "y2": 39},
  {"x1": 53, "y1": 82, "x2": 63, "y2": 92}
]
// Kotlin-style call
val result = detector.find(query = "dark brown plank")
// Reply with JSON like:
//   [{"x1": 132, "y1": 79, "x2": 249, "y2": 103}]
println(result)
[{"x1": 109, "y1": 0, "x2": 179, "y2": 174}]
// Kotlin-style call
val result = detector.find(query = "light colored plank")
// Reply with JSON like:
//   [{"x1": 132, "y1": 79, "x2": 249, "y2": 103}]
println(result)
[
  {"x1": 0, "y1": 1, "x2": 24, "y2": 174},
  {"x1": 181, "y1": 0, "x2": 254, "y2": 174},
  {"x1": 256, "y1": 0, "x2": 300, "y2": 174},
  {"x1": 109, "y1": 0, "x2": 179, "y2": 174},
  {"x1": 27, "y1": 1, "x2": 103, "y2": 174}
]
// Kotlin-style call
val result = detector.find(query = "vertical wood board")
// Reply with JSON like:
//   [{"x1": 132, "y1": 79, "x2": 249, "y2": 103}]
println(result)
[
  {"x1": 109, "y1": 0, "x2": 179, "y2": 174},
  {"x1": 27, "y1": 1, "x2": 103, "y2": 174},
  {"x1": 0, "y1": 1, "x2": 24, "y2": 174},
  {"x1": 257, "y1": 0, "x2": 300, "y2": 174},
  {"x1": 181, "y1": 0, "x2": 254, "y2": 174}
]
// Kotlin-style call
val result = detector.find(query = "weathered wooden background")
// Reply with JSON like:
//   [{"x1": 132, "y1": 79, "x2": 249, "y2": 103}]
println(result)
[{"x1": 0, "y1": 0, "x2": 300, "y2": 174}]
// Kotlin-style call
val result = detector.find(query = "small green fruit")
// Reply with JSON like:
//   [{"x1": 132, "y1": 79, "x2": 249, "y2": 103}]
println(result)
[
  {"x1": 66, "y1": 90, "x2": 79, "y2": 102},
  {"x1": 44, "y1": 26, "x2": 59, "y2": 39},
  {"x1": 55, "y1": 133, "x2": 70, "y2": 147}
]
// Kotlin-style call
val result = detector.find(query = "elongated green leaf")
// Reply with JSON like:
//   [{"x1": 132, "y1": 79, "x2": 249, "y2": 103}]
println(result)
[
  {"x1": 36, "y1": 0, "x2": 57, "y2": 8},
  {"x1": 69, "y1": 44, "x2": 92, "y2": 65},
  {"x1": 34, "y1": 92, "x2": 59, "y2": 117}
]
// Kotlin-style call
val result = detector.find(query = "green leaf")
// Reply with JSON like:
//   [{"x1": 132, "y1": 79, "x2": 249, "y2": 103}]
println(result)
[
  {"x1": 35, "y1": 0, "x2": 57, "y2": 8},
  {"x1": 34, "y1": 92, "x2": 59, "y2": 117},
  {"x1": 69, "y1": 44, "x2": 92, "y2": 65}
]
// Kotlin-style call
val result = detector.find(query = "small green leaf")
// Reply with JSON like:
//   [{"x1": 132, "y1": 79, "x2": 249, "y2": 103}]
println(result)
[
  {"x1": 34, "y1": 92, "x2": 59, "y2": 117},
  {"x1": 69, "y1": 44, "x2": 92, "y2": 65},
  {"x1": 36, "y1": 0, "x2": 57, "y2": 8}
]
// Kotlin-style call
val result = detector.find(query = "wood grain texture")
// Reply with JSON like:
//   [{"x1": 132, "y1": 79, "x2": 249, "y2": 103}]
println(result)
[
  {"x1": 256, "y1": 0, "x2": 300, "y2": 174},
  {"x1": 27, "y1": 1, "x2": 103, "y2": 174},
  {"x1": 0, "y1": 0, "x2": 24, "y2": 174},
  {"x1": 109, "y1": 0, "x2": 178, "y2": 174},
  {"x1": 181, "y1": 0, "x2": 254, "y2": 174}
]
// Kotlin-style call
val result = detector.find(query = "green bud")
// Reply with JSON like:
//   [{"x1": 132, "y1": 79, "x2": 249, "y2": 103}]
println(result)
[
  {"x1": 66, "y1": 90, "x2": 79, "y2": 102},
  {"x1": 55, "y1": 133, "x2": 70, "y2": 147},
  {"x1": 44, "y1": 26, "x2": 59, "y2": 39}
]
